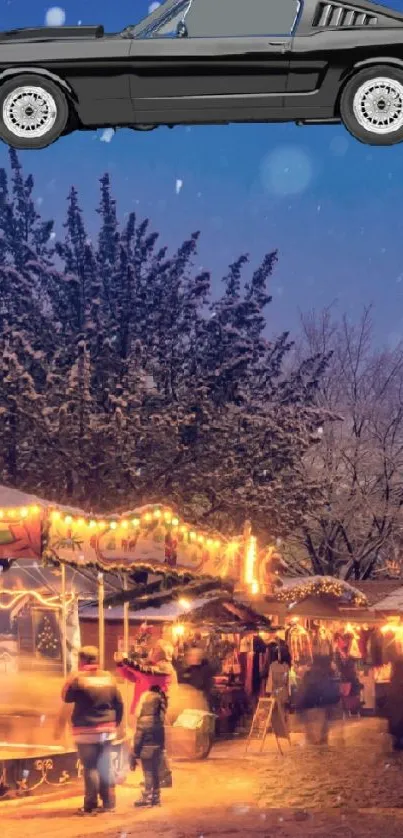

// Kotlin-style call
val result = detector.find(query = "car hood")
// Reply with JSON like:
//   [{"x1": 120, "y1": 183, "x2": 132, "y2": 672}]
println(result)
[{"x1": 0, "y1": 25, "x2": 104, "y2": 42}]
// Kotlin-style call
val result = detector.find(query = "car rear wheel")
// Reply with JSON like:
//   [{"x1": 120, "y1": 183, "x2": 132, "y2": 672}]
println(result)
[
  {"x1": 0, "y1": 74, "x2": 69, "y2": 149},
  {"x1": 340, "y1": 66, "x2": 403, "y2": 145}
]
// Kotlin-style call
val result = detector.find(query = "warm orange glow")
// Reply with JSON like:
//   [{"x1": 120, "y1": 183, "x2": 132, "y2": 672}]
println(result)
[
  {"x1": 20, "y1": 507, "x2": 28, "y2": 518},
  {"x1": 110, "y1": 521, "x2": 117, "y2": 530},
  {"x1": 244, "y1": 534, "x2": 259, "y2": 593},
  {"x1": 144, "y1": 513, "x2": 152, "y2": 523},
  {"x1": 189, "y1": 531, "x2": 196, "y2": 541},
  {"x1": 0, "y1": 588, "x2": 75, "y2": 610},
  {"x1": 132, "y1": 518, "x2": 140, "y2": 527},
  {"x1": 172, "y1": 517, "x2": 179, "y2": 527},
  {"x1": 179, "y1": 598, "x2": 191, "y2": 610},
  {"x1": 51, "y1": 510, "x2": 61, "y2": 521},
  {"x1": 77, "y1": 517, "x2": 85, "y2": 526},
  {"x1": 89, "y1": 520, "x2": 97, "y2": 529},
  {"x1": 98, "y1": 520, "x2": 106, "y2": 529},
  {"x1": 121, "y1": 520, "x2": 129, "y2": 529},
  {"x1": 164, "y1": 512, "x2": 172, "y2": 524},
  {"x1": 8, "y1": 509, "x2": 16, "y2": 518},
  {"x1": 179, "y1": 525, "x2": 187, "y2": 534},
  {"x1": 172, "y1": 624, "x2": 185, "y2": 638},
  {"x1": 65, "y1": 515, "x2": 73, "y2": 525},
  {"x1": 154, "y1": 509, "x2": 162, "y2": 519},
  {"x1": 197, "y1": 535, "x2": 204, "y2": 544},
  {"x1": 214, "y1": 540, "x2": 221, "y2": 549},
  {"x1": 0, "y1": 510, "x2": 3, "y2": 519}
]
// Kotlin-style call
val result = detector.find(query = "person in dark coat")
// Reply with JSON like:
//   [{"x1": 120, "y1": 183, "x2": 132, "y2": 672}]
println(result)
[
  {"x1": 296, "y1": 655, "x2": 340, "y2": 746},
  {"x1": 386, "y1": 659, "x2": 403, "y2": 750},
  {"x1": 131, "y1": 685, "x2": 167, "y2": 808},
  {"x1": 58, "y1": 646, "x2": 124, "y2": 815}
]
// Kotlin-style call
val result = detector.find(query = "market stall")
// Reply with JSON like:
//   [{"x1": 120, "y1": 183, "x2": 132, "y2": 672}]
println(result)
[
  {"x1": 0, "y1": 486, "x2": 262, "y2": 796},
  {"x1": 80, "y1": 589, "x2": 274, "y2": 741}
]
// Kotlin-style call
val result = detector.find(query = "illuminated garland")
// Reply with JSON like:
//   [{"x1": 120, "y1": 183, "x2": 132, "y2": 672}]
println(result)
[
  {"x1": 49, "y1": 504, "x2": 227, "y2": 552},
  {"x1": 0, "y1": 588, "x2": 75, "y2": 611},
  {"x1": 274, "y1": 577, "x2": 368, "y2": 608},
  {"x1": 0, "y1": 505, "x2": 40, "y2": 519}
]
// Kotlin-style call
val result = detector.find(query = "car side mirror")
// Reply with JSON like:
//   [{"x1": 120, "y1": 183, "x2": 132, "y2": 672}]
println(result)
[{"x1": 176, "y1": 21, "x2": 188, "y2": 37}]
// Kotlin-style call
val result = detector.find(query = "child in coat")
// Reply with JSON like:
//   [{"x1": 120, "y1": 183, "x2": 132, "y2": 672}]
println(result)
[{"x1": 131, "y1": 685, "x2": 167, "y2": 808}]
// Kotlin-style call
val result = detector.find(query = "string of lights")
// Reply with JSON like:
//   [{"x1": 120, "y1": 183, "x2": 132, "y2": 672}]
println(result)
[
  {"x1": 275, "y1": 578, "x2": 368, "y2": 607},
  {"x1": 0, "y1": 588, "x2": 75, "y2": 610}
]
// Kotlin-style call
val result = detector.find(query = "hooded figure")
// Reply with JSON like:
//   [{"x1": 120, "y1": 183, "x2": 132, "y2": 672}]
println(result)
[{"x1": 132, "y1": 685, "x2": 167, "y2": 808}]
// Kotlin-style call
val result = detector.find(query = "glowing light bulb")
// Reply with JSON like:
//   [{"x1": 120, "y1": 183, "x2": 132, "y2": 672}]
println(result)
[
  {"x1": 77, "y1": 518, "x2": 85, "y2": 527},
  {"x1": 65, "y1": 515, "x2": 73, "y2": 525},
  {"x1": 197, "y1": 535, "x2": 204, "y2": 544},
  {"x1": 154, "y1": 509, "x2": 162, "y2": 519},
  {"x1": 110, "y1": 521, "x2": 117, "y2": 530},
  {"x1": 51, "y1": 510, "x2": 61, "y2": 521},
  {"x1": 189, "y1": 531, "x2": 196, "y2": 541},
  {"x1": 98, "y1": 520, "x2": 106, "y2": 529},
  {"x1": 121, "y1": 520, "x2": 129, "y2": 529},
  {"x1": 20, "y1": 507, "x2": 28, "y2": 518},
  {"x1": 144, "y1": 513, "x2": 152, "y2": 523},
  {"x1": 172, "y1": 517, "x2": 179, "y2": 527},
  {"x1": 89, "y1": 520, "x2": 96, "y2": 529},
  {"x1": 0, "y1": 510, "x2": 4, "y2": 519},
  {"x1": 132, "y1": 518, "x2": 140, "y2": 527}
]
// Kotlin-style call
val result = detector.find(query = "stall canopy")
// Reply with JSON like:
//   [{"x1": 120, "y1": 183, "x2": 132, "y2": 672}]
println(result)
[
  {"x1": 80, "y1": 593, "x2": 272, "y2": 634},
  {"x1": 0, "y1": 485, "x2": 248, "y2": 583}
]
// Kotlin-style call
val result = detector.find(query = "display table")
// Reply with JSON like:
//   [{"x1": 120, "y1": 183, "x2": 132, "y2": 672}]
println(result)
[{"x1": 210, "y1": 683, "x2": 248, "y2": 737}]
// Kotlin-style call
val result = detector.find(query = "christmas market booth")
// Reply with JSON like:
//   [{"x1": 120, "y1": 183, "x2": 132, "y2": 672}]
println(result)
[
  {"x1": 80, "y1": 585, "x2": 274, "y2": 744},
  {"x1": 255, "y1": 575, "x2": 403, "y2": 716},
  {"x1": 0, "y1": 486, "x2": 264, "y2": 797}
]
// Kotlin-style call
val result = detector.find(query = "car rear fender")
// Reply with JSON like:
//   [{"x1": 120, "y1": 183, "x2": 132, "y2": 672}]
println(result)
[
  {"x1": 0, "y1": 66, "x2": 77, "y2": 102},
  {"x1": 335, "y1": 56, "x2": 403, "y2": 114}
]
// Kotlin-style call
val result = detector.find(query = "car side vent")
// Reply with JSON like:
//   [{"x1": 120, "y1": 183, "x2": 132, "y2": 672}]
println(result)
[{"x1": 313, "y1": 2, "x2": 378, "y2": 27}]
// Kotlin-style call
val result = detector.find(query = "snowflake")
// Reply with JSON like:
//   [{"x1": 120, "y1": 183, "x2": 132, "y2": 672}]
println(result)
[
  {"x1": 45, "y1": 7, "x2": 66, "y2": 26},
  {"x1": 175, "y1": 178, "x2": 183, "y2": 194},
  {"x1": 100, "y1": 128, "x2": 115, "y2": 143}
]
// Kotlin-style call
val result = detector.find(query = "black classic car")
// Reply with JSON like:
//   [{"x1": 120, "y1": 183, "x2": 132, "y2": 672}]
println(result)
[{"x1": 1, "y1": 0, "x2": 403, "y2": 148}]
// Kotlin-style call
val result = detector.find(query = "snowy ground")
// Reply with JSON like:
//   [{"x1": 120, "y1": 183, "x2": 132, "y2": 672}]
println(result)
[{"x1": 3, "y1": 717, "x2": 403, "y2": 838}]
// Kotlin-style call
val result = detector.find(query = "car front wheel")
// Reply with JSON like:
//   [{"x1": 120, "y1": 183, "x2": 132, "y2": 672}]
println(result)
[
  {"x1": 340, "y1": 66, "x2": 403, "y2": 145},
  {"x1": 0, "y1": 74, "x2": 69, "y2": 150}
]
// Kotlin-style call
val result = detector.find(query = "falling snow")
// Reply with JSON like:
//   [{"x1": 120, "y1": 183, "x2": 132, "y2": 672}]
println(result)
[
  {"x1": 261, "y1": 145, "x2": 314, "y2": 196},
  {"x1": 100, "y1": 128, "x2": 115, "y2": 143},
  {"x1": 44, "y1": 6, "x2": 66, "y2": 26},
  {"x1": 175, "y1": 178, "x2": 183, "y2": 194}
]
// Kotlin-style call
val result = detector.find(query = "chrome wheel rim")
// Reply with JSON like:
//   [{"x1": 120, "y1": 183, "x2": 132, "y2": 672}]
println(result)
[
  {"x1": 353, "y1": 77, "x2": 403, "y2": 135},
  {"x1": 2, "y1": 86, "x2": 57, "y2": 139}
]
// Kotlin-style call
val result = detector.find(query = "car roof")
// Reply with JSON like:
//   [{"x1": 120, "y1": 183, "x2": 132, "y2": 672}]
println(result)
[{"x1": 129, "y1": 0, "x2": 403, "y2": 37}]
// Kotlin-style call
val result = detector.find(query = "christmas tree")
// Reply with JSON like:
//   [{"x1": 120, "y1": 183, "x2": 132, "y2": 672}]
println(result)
[{"x1": 36, "y1": 614, "x2": 61, "y2": 659}]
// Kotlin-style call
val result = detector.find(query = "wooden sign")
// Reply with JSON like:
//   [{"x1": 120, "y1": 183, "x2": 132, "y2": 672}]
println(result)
[{"x1": 245, "y1": 697, "x2": 290, "y2": 755}]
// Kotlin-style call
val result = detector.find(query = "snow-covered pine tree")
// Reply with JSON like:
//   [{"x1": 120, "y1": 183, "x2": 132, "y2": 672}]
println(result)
[{"x1": 0, "y1": 150, "x2": 330, "y2": 543}]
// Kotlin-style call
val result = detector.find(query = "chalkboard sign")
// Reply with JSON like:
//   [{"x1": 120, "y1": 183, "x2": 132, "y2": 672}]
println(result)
[{"x1": 245, "y1": 697, "x2": 290, "y2": 755}]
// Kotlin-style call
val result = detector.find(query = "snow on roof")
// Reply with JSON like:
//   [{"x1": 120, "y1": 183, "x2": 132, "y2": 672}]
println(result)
[
  {"x1": 373, "y1": 587, "x2": 403, "y2": 613},
  {"x1": 0, "y1": 484, "x2": 85, "y2": 515},
  {"x1": 274, "y1": 575, "x2": 367, "y2": 606},
  {"x1": 80, "y1": 595, "x2": 213, "y2": 622}
]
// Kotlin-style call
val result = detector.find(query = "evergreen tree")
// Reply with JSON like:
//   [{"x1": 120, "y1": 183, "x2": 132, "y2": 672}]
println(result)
[{"x1": 0, "y1": 150, "x2": 329, "y2": 541}]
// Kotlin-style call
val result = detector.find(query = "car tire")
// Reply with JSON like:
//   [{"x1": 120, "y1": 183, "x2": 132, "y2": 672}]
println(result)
[
  {"x1": 340, "y1": 65, "x2": 403, "y2": 145},
  {"x1": 0, "y1": 74, "x2": 69, "y2": 150}
]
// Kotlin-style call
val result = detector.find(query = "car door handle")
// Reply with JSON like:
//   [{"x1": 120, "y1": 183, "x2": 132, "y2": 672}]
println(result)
[{"x1": 267, "y1": 42, "x2": 287, "y2": 53}]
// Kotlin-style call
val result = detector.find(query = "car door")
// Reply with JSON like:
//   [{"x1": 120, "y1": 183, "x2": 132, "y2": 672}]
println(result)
[{"x1": 129, "y1": 0, "x2": 299, "y2": 123}]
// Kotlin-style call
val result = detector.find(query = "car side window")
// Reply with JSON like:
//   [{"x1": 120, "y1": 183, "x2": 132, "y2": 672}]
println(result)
[
  {"x1": 150, "y1": 3, "x2": 191, "y2": 37},
  {"x1": 183, "y1": 0, "x2": 300, "y2": 37}
]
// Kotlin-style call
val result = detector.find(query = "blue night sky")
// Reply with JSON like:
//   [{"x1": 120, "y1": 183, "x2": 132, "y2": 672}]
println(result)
[{"x1": 2, "y1": 0, "x2": 403, "y2": 344}]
